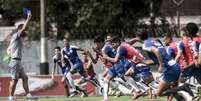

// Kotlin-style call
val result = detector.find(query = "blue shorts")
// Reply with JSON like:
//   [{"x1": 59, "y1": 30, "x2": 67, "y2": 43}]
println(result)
[
  {"x1": 72, "y1": 62, "x2": 85, "y2": 76},
  {"x1": 163, "y1": 64, "x2": 180, "y2": 83},
  {"x1": 124, "y1": 60, "x2": 133, "y2": 72},
  {"x1": 181, "y1": 64, "x2": 201, "y2": 81},
  {"x1": 108, "y1": 61, "x2": 128, "y2": 77},
  {"x1": 135, "y1": 65, "x2": 151, "y2": 76}
]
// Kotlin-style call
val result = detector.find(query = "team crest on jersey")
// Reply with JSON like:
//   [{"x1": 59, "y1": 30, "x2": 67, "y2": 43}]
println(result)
[{"x1": 66, "y1": 48, "x2": 73, "y2": 55}]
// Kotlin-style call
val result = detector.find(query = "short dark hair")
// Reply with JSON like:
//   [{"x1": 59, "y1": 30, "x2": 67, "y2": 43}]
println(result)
[
  {"x1": 137, "y1": 30, "x2": 149, "y2": 40},
  {"x1": 111, "y1": 36, "x2": 121, "y2": 43},
  {"x1": 54, "y1": 46, "x2": 61, "y2": 51},
  {"x1": 94, "y1": 35, "x2": 105, "y2": 43},
  {"x1": 186, "y1": 22, "x2": 198, "y2": 37}
]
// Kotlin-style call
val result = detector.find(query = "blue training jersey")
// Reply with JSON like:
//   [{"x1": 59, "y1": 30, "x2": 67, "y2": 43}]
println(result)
[
  {"x1": 142, "y1": 38, "x2": 162, "y2": 65},
  {"x1": 166, "y1": 46, "x2": 176, "y2": 58},
  {"x1": 62, "y1": 46, "x2": 82, "y2": 64},
  {"x1": 53, "y1": 55, "x2": 62, "y2": 68},
  {"x1": 102, "y1": 42, "x2": 116, "y2": 58},
  {"x1": 143, "y1": 38, "x2": 176, "y2": 69},
  {"x1": 158, "y1": 47, "x2": 175, "y2": 67}
]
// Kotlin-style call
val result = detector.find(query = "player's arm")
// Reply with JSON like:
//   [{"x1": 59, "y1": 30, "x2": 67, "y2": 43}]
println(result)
[
  {"x1": 88, "y1": 51, "x2": 99, "y2": 64},
  {"x1": 142, "y1": 44, "x2": 163, "y2": 72},
  {"x1": 142, "y1": 44, "x2": 155, "y2": 65},
  {"x1": 151, "y1": 47, "x2": 164, "y2": 73},
  {"x1": 92, "y1": 46, "x2": 102, "y2": 56},
  {"x1": 71, "y1": 45, "x2": 86, "y2": 52},
  {"x1": 86, "y1": 60, "x2": 93, "y2": 71},
  {"x1": 168, "y1": 47, "x2": 176, "y2": 58},
  {"x1": 18, "y1": 13, "x2": 32, "y2": 35},
  {"x1": 175, "y1": 41, "x2": 184, "y2": 62},
  {"x1": 127, "y1": 37, "x2": 140, "y2": 45},
  {"x1": 198, "y1": 45, "x2": 201, "y2": 65},
  {"x1": 198, "y1": 53, "x2": 201, "y2": 65},
  {"x1": 132, "y1": 49, "x2": 145, "y2": 63},
  {"x1": 104, "y1": 47, "x2": 121, "y2": 63},
  {"x1": 61, "y1": 49, "x2": 66, "y2": 67},
  {"x1": 51, "y1": 59, "x2": 56, "y2": 79}
]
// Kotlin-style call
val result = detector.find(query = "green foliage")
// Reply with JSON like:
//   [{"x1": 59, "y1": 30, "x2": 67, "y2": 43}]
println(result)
[
  {"x1": 27, "y1": 21, "x2": 40, "y2": 40},
  {"x1": 0, "y1": 0, "x2": 163, "y2": 40}
]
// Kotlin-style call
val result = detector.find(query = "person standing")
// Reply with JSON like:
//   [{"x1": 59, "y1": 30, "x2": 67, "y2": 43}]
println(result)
[{"x1": 7, "y1": 12, "x2": 33, "y2": 101}]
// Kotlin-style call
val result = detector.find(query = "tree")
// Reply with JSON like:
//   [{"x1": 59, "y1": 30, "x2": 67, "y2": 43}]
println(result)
[{"x1": 0, "y1": 0, "x2": 163, "y2": 40}]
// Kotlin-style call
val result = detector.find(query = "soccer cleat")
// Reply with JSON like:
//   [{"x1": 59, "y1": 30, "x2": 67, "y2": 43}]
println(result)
[
  {"x1": 8, "y1": 97, "x2": 16, "y2": 101},
  {"x1": 101, "y1": 99, "x2": 109, "y2": 101},
  {"x1": 69, "y1": 91, "x2": 78, "y2": 97},
  {"x1": 80, "y1": 92, "x2": 88, "y2": 98},
  {"x1": 114, "y1": 91, "x2": 122, "y2": 98},
  {"x1": 26, "y1": 93, "x2": 38, "y2": 100},
  {"x1": 132, "y1": 91, "x2": 144, "y2": 100}
]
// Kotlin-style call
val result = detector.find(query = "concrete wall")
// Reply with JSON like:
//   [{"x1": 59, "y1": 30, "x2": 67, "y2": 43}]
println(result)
[{"x1": 0, "y1": 40, "x2": 104, "y2": 75}]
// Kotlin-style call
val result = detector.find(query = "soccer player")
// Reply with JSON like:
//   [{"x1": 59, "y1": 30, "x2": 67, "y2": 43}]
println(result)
[
  {"x1": 88, "y1": 35, "x2": 122, "y2": 97},
  {"x1": 175, "y1": 23, "x2": 201, "y2": 84},
  {"x1": 163, "y1": 32, "x2": 186, "y2": 69},
  {"x1": 51, "y1": 46, "x2": 71, "y2": 96},
  {"x1": 81, "y1": 52, "x2": 102, "y2": 91},
  {"x1": 178, "y1": 23, "x2": 201, "y2": 84},
  {"x1": 138, "y1": 31, "x2": 181, "y2": 97},
  {"x1": 61, "y1": 38, "x2": 89, "y2": 97},
  {"x1": 104, "y1": 37, "x2": 154, "y2": 99},
  {"x1": 7, "y1": 12, "x2": 33, "y2": 101}
]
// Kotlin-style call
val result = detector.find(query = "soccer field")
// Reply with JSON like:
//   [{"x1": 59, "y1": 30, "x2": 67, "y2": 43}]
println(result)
[{"x1": 1, "y1": 96, "x2": 166, "y2": 101}]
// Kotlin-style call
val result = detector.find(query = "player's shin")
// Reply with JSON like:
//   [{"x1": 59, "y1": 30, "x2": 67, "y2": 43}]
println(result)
[
  {"x1": 66, "y1": 72, "x2": 76, "y2": 91},
  {"x1": 103, "y1": 78, "x2": 109, "y2": 100}
]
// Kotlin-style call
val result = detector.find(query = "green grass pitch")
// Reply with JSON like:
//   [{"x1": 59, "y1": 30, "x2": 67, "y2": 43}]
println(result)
[{"x1": 1, "y1": 96, "x2": 166, "y2": 101}]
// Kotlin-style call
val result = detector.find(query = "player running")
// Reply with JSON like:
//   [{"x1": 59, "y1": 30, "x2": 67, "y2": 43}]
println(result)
[
  {"x1": 81, "y1": 52, "x2": 102, "y2": 92},
  {"x1": 175, "y1": 23, "x2": 201, "y2": 84},
  {"x1": 137, "y1": 31, "x2": 181, "y2": 98},
  {"x1": 61, "y1": 38, "x2": 88, "y2": 97},
  {"x1": 88, "y1": 34, "x2": 123, "y2": 97},
  {"x1": 104, "y1": 37, "x2": 155, "y2": 100}
]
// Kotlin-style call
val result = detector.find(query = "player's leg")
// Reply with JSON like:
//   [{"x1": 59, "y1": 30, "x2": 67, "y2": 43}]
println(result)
[
  {"x1": 145, "y1": 74, "x2": 156, "y2": 99},
  {"x1": 156, "y1": 80, "x2": 171, "y2": 96},
  {"x1": 61, "y1": 68, "x2": 70, "y2": 97},
  {"x1": 73, "y1": 63, "x2": 89, "y2": 97},
  {"x1": 20, "y1": 68, "x2": 30, "y2": 94},
  {"x1": 89, "y1": 76, "x2": 102, "y2": 89},
  {"x1": 103, "y1": 75, "x2": 112, "y2": 101},
  {"x1": 63, "y1": 78, "x2": 70, "y2": 97},
  {"x1": 74, "y1": 63, "x2": 89, "y2": 84},
  {"x1": 100, "y1": 68, "x2": 108, "y2": 88},
  {"x1": 66, "y1": 72, "x2": 79, "y2": 97},
  {"x1": 102, "y1": 67, "x2": 115, "y2": 101},
  {"x1": 8, "y1": 60, "x2": 19, "y2": 101},
  {"x1": 63, "y1": 67, "x2": 76, "y2": 92},
  {"x1": 20, "y1": 63, "x2": 35, "y2": 99},
  {"x1": 9, "y1": 79, "x2": 18, "y2": 101},
  {"x1": 158, "y1": 66, "x2": 181, "y2": 97},
  {"x1": 193, "y1": 67, "x2": 201, "y2": 84},
  {"x1": 124, "y1": 66, "x2": 144, "y2": 99}
]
